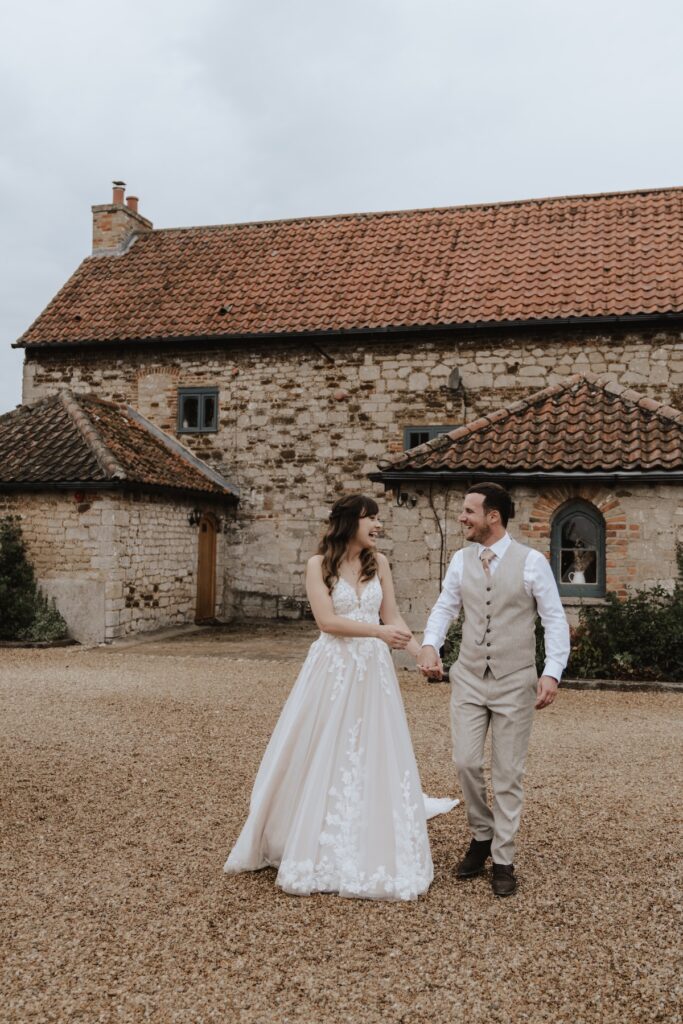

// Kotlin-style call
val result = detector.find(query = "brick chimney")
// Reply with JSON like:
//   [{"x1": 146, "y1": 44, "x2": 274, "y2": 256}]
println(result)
[{"x1": 91, "y1": 180, "x2": 153, "y2": 256}]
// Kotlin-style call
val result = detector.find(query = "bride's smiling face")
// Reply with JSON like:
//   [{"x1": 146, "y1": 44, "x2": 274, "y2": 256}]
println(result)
[{"x1": 354, "y1": 512, "x2": 382, "y2": 549}]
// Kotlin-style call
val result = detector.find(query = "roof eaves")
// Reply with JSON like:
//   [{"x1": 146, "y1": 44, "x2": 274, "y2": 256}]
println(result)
[
  {"x1": 369, "y1": 469, "x2": 683, "y2": 484},
  {"x1": 0, "y1": 478, "x2": 240, "y2": 500},
  {"x1": 14, "y1": 312, "x2": 683, "y2": 351}
]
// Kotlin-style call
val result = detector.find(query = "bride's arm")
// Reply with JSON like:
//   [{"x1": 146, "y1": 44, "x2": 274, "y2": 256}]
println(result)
[
  {"x1": 306, "y1": 556, "x2": 410, "y2": 646},
  {"x1": 377, "y1": 554, "x2": 422, "y2": 659}
]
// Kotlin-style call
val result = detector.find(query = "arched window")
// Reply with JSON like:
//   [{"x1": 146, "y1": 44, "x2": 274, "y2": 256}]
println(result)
[{"x1": 551, "y1": 501, "x2": 606, "y2": 598}]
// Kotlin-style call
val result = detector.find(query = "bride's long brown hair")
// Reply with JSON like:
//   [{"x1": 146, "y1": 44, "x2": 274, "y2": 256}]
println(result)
[{"x1": 318, "y1": 494, "x2": 380, "y2": 592}]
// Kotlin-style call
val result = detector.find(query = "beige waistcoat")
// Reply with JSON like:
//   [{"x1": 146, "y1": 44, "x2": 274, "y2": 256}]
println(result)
[{"x1": 456, "y1": 539, "x2": 537, "y2": 679}]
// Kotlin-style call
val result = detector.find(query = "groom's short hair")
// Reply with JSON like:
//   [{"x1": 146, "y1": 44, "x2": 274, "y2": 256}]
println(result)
[{"x1": 466, "y1": 482, "x2": 514, "y2": 526}]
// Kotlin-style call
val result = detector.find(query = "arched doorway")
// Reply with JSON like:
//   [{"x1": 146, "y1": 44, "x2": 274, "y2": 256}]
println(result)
[{"x1": 195, "y1": 514, "x2": 217, "y2": 622}]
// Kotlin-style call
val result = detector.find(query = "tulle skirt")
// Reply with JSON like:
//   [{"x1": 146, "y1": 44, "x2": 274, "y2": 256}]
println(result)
[{"x1": 224, "y1": 632, "x2": 457, "y2": 901}]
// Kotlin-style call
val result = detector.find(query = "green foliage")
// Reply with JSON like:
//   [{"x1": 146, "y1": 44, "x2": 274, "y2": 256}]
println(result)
[
  {"x1": 442, "y1": 613, "x2": 463, "y2": 673},
  {"x1": 567, "y1": 574, "x2": 683, "y2": 682},
  {"x1": 0, "y1": 516, "x2": 69, "y2": 642},
  {"x1": 18, "y1": 590, "x2": 70, "y2": 643},
  {"x1": 0, "y1": 516, "x2": 38, "y2": 639}
]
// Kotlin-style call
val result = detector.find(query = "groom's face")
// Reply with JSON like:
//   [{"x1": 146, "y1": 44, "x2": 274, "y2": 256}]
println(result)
[{"x1": 459, "y1": 493, "x2": 497, "y2": 544}]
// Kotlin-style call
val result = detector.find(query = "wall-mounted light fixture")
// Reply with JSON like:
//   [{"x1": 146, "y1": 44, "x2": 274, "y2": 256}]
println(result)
[
  {"x1": 395, "y1": 487, "x2": 417, "y2": 509},
  {"x1": 188, "y1": 508, "x2": 202, "y2": 526},
  {"x1": 448, "y1": 367, "x2": 462, "y2": 391}
]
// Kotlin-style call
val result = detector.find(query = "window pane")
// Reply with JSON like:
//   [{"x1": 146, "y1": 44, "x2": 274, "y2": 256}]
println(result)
[
  {"x1": 560, "y1": 514, "x2": 597, "y2": 548},
  {"x1": 561, "y1": 548, "x2": 598, "y2": 584},
  {"x1": 559, "y1": 513, "x2": 599, "y2": 583},
  {"x1": 182, "y1": 396, "x2": 199, "y2": 429},
  {"x1": 203, "y1": 395, "x2": 217, "y2": 428},
  {"x1": 409, "y1": 431, "x2": 430, "y2": 447}
]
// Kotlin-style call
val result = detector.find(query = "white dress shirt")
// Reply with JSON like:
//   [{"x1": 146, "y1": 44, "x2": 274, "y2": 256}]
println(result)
[{"x1": 422, "y1": 532, "x2": 570, "y2": 682}]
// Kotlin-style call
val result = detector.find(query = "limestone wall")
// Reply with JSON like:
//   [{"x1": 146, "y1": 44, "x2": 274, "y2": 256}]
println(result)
[
  {"x1": 0, "y1": 491, "x2": 228, "y2": 642},
  {"x1": 21, "y1": 326, "x2": 683, "y2": 622}
]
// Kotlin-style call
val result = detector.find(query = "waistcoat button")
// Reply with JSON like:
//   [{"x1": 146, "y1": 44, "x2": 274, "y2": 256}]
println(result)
[{"x1": 486, "y1": 642, "x2": 491, "y2": 647}]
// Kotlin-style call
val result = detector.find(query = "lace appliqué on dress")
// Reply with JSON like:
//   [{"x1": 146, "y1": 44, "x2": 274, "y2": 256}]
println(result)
[
  {"x1": 315, "y1": 576, "x2": 393, "y2": 700},
  {"x1": 278, "y1": 718, "x2": 430, "y2": 900}
]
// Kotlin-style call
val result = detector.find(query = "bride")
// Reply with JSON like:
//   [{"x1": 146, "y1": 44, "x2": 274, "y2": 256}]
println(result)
[{"x1": 223, "y1": 493, "x2": 457, "y2": 901}]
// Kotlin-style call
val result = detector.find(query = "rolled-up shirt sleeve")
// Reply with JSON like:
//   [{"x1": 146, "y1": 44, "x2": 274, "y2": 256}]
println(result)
[
  {"x1": 422, "y1": 551, "x2": 464, "y2": 652},
  {"x1": 529, "y1": 550, "x2": 571, "y2": 682}
]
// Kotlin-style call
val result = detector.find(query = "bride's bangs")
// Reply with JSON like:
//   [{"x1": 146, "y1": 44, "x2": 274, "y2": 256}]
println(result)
[{"x1": 359, "y1": 497, "x2": 379, "y2": 519}]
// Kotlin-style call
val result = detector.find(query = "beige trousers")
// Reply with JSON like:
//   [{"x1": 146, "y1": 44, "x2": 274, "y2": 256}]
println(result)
[{"x1": 450, "y1": 660, "x2": 537, "y2": 865}]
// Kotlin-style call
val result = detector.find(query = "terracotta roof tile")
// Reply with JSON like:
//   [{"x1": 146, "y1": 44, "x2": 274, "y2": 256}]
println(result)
[
  {"x1": 0, "y1": 391, "x2": 237, "y2": 498},
  {"x1": 377, "y1": 374, "x2": 683, "y2": 475},
  {"x1": 17, "y1": 186, "x2": 683, "y2": 347}
]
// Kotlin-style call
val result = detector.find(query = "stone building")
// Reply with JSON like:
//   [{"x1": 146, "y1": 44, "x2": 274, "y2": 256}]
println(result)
[
  {"x1": 10, "y1": 182, "x2": 683, "y2": 637},
  {"x1": 0, "y1": 390, "x2": 237, "y2": 642}
]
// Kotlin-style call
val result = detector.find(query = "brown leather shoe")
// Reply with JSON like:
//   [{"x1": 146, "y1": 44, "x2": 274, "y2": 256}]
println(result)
[
  {"x1": 491, "y1": 863, "x2": 517, "y2": 896},
  {"x1": 455, "y1": 838, "x2": 492, "y2": 878}
]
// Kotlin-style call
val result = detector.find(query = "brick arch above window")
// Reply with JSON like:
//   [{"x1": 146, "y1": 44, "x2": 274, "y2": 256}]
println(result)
[
  {"x1": 551, "y1": 500, "x2": 606, "y2": 597},
  {"x1": 521, "y1": 487, "x2": 639, "y2": 599}
]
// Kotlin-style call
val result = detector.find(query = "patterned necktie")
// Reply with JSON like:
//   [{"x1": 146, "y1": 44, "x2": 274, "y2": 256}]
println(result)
[{"x1": 480, "y1": 548, "x2": 495, "y2": 577}]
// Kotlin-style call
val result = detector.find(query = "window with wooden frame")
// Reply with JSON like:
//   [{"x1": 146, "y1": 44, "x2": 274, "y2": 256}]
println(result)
[
  {"x1": 403, "y1": 425, "x2": 458, "y2": 450},
  {"x1": 551, "y1": 500, "x2": 606, "y2": 598},
  {"x1": 177, "y1": 388, "x2": 219, "y2": 433}
]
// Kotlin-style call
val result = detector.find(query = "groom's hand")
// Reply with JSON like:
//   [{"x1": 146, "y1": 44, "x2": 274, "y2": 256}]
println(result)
[
  {"x1": 417, "y1": 644, "x2": 443, "y2": 680},
  {"x1": 536, "y1": 675, "x2": 559, "y2": 709}
]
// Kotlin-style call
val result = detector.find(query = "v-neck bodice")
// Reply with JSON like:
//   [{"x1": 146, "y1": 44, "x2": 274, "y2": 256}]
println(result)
[{"x1": 332, "y1": 575, "x2": 382, "y2": 623}]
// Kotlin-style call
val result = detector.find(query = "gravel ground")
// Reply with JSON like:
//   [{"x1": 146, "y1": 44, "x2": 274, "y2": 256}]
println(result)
[{"x1": 1, "y1": 634, "x2": 681, "y2": 1024}]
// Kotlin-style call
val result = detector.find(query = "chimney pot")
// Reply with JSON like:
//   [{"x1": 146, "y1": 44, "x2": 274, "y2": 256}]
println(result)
[{"x1": 92, "y1": 181, "x2": 152, "y2": 255}]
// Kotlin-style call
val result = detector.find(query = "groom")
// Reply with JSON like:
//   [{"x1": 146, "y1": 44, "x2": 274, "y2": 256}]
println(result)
[{"x1": 417, "y1": 483, "x2": 570, "y2": 896}]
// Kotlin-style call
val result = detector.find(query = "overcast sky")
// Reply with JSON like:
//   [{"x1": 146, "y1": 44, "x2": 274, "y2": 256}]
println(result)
[{"x1": 2, "y1": 0, "x2": 682, "y2": 413}]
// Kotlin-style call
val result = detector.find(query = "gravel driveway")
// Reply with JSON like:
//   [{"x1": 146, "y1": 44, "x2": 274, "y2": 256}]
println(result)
[{"x1": 1, "y1": 629, "x2": 681, "y2": 1023}]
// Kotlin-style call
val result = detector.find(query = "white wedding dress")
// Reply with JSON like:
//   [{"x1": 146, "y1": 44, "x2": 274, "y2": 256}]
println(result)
[{"x1": 223, "y1": 574, "x2": 458, "y2": 901}]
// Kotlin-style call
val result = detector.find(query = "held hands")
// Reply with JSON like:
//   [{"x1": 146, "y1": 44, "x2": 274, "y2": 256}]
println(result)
[
  {"x1": 377, "y1": 624, "x2": 413, "y2": 649},
  {"x1": 417, "y1": 644, "x2": 444, "y2": 680}
]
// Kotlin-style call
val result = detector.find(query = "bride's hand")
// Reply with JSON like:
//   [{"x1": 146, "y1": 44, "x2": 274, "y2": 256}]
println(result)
[{"x1": 377, "y1": 624, "x2": 412, "y2": 649}]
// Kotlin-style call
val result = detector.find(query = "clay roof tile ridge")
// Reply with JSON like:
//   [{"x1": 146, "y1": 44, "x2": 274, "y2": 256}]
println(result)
[{"x1": 59, "y1": 390, "x2": 127, "y2": 481}]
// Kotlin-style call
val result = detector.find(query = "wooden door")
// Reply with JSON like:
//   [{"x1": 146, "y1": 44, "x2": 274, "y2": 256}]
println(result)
[{"x1": 196, "y1": 514, "x2": 217, "y2": 621}]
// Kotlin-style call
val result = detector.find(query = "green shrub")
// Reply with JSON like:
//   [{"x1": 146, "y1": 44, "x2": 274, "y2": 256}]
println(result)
[
  {"x1": 0, "y1": 516, "x2": 69, "y2": 642},
  {"x1": 18, "y1": 590, "x2": 69, "y2": 643},
  {"x1": 0, "y1": 516, "x2": 38, "y2": 639},
  {"x1": 567, "y1": 588, "x2": 683, "y2": 682}
]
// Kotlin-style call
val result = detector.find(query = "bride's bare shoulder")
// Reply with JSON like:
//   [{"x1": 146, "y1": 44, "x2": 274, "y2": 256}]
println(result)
[
  {"x1": 307, "y1": 554, "x2": 324, "y2": 572},
  {"x1": 376, "y1": 552, "x2": 391, "y2": 573}
]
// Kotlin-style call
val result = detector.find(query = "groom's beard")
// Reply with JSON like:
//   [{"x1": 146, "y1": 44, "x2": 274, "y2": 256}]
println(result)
[{"x1": 464, "y1": 525, "x2": 494, "y2": 545}]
